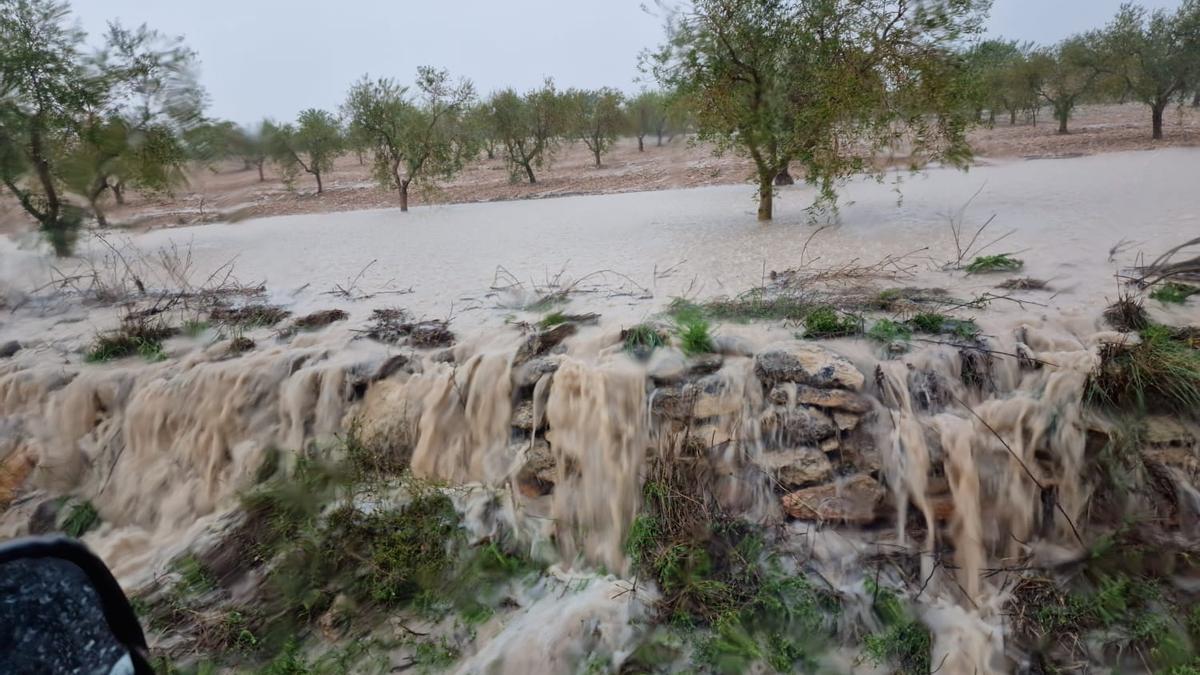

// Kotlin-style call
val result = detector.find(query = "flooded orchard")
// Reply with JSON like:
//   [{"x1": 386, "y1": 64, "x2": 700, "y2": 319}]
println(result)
[{"x1": 2, "y1": 149, "x2": 1200, "y2": 674}]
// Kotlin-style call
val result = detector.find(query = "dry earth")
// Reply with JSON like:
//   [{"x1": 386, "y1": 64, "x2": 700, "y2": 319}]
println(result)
[{"x1": 1, "y1": 103, "x2": 1197, "y2": 234}]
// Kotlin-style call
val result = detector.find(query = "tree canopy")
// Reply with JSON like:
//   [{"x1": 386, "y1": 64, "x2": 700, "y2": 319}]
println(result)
[
  {"x1": 650, "y1": 0, "x2": 987, "y2": 221},
  {"x1": 565, "y1": 87, "x2": 626, "y2": 167},
  {"x1": 270, "y1": 109, "x2": 343, "y2": 193},
  {"x1": 486, "y1": 80, "x2": 566, "y2": 184}
]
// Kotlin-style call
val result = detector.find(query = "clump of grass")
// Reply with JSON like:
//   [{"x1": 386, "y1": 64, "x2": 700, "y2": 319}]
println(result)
[
  {"x1": 623, "y1": 323, "x2": 667, "y2": 358},
  {"x1": 539, "y1": 311, "x2": 569, "y2": 328},
  {"x1": 863, "y1": 579, "x2": 931, "y2": 675},
  {"x1": 1104, "y1": 293, "x2": 1151, "y2": 332},
  {"x1": 964, "y1": 253, "x2": 1024, "y2": 274},
  {"x1": 672, "y1": 303, "x2": 715, "y2": 355},
  {"x1": 802, "y1": 306, "x2": 860, "y2": 339},
  {"x1": 906, "y1": 312, "x2": 980, "y2": 341},
  {"x1": 687, "y1": 292, "x2": 816, "y2": 323},
  {"x1": 85, "y1": 318, "x2": 176, "y2": 363},
  {"x1": 908, "y1": 312, "x2": 946, "y2": 333},
  {"x1": 209, "y1": 303, "x2": 290, "y2": 328},
  {"x1": 292, "y1": 309, "x2": 349, "y2": 330},
  {"x1": 1150, "y1": 282, "x2": 1200, "y2": 304},
  {"x1": 61, "y1": 500, "x2": 100, "y2": 538},
  {"x1": 867, "y1": 319, "x2": 912, "y2": 344},
  {"x1": 1088, "y1": 323, "x2": 1200, "y2": 418},
  {"x1": 183, "y1": 319, "x2": 211, "y2": 337},
  {"x1": 173, "y1": 554, "x2": 217, "y2": 597}
]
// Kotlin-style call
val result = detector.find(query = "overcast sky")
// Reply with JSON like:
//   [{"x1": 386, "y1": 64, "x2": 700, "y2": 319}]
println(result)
[{"x1": 69, "y1": 0, "x2": 1184, "y2": 125}]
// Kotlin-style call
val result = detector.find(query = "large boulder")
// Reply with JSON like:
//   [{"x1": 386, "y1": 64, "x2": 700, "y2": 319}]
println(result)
[
  {"x1": 781, "y1": 473, "x2": 885, "y2": 523},
  {"x1": 755, "y1": 343, "x2": 865, "y2": 391}
]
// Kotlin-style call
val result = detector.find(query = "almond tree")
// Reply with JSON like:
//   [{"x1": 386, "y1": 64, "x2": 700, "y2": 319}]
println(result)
[
  {"x1": 650, "y1": 0, "x2": 986, "y2": 221},
  {"x1": 344, "y1": 67, "x2": 474, "y2": 211}
]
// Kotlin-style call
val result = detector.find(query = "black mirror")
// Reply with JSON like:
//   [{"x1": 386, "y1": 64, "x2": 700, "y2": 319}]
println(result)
[{"x1": 0, "y1": 536, "x2": 154, "y2": 674}]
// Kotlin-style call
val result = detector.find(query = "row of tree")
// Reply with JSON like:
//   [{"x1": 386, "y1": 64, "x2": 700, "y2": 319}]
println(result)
[
  {"x1": 3, "y1": 0, "x2": 1199, "y2": 254},
  {"x1": 964, "y1": 1, "x2": 1200, "y2": 138}
]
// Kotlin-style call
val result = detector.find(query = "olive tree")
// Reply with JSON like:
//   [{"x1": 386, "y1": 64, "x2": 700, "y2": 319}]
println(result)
[
  {"x1": 271, "y1": 109, "x2": 342, "y2": 193},
  {"x1": 651, "y1": 0, "x2": 986, "y2": 221},
  {"x1": 566, "y1": 87, "x2": 626, "y2": 167},
  {"x1": 0, "y1": 0, "x2": 202, "y2": 254},
  {"x1": 1102, "y1": 1, "x2": 1200, "y2": 140},
  {"x1": 487, "y1": 80, "x2": 564, "y2": 184},
  {"x1": 1030, "y1": 37, "x2": 1103, "y2": 134},
  {"x1": 344, "y1": 67, "x2": 475, "y2": 211},
  {"x1": 627, "y1": 90, "x2": 669, "y2": 151}
]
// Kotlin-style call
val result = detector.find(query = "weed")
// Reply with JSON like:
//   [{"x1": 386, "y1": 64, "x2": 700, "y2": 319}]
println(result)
[
  {"x1": 863, "y1": 579, "x2": 931, "y2": 675},
  {"x1": 964, "y1": 253, "x2": 1024, "y2": 273},
  {"x1": 867, "y1": 319, "x2": 912, "y2": 343},
  {"x1": 258, "y1": 639, "x2": 309, "y2": 675},
  {"x1": 86, "y1": 319, "x2": 176, "y2": 362},
  {"x1": 183, "y1": 319, "x2": 211, "y2": 337},
  {"x1": 209, "y1": 303, "x2": 290, "y2": 328},
  {"x1": 906, "y1": 312, "x2": 980, "y2": 341},
  {"x1": 1104, "y1": 294, "x2": 1150, "y2": 332},
  {"x1": 173, "y1": 554, "x2": 216, "y2": 597},
  {"x1": 908, "y1": 312, "x2": 946, "y2": 333},
  {"x1": 802, "y1": 306, "x2": 860, "y2": 339},
  {"x1": 623, "y1": 323, "x2": 667, "y2": 358},
  {"x1": 673, "y1": 306, "x2": 715, "y2": 355},
  {"x1": 1088, "y1": 324, "x2": 1200, "y2": 418},
  {"x1": 410, "y1": 637, "x2": 459, "y2": 669},
  {"x1": 1151, "y1": 282, "x2": 1199, "y2": 304},
  {"x1": 539, "y1": 311, "x2": 568, "y2": 328},
  {"x1": 61, "y1": 500, "x2": 100, "y2": 538}
]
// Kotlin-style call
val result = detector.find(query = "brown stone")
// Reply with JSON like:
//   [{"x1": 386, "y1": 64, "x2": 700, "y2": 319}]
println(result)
[
  {"x1": 515, "y1": 323, "x2": 576, "y2": 365},
  {"x1": 758, "y1": 448, "x2": 833, "y2": 488},
  {"x1": 761, "y1": 405, "x2": 836, "y2": 445},
  {"x1": 512, "y1": 401, "x2": 544, "y2": 432},
  {"x1": 782, "y1": 474, "x2": 885, "y2": 523},
  {"x1": 832, "y1": 412, "x2": 860, "y2": 431},
  {"x1": 516, "y1": 440, "x2": 557, "y2": 498},
  {"x1": 769, "y1": 384, "x2": 873, "y2": 414},
  {"x1": 755, "y1": 343, "x2": 865, "y2": 391}
]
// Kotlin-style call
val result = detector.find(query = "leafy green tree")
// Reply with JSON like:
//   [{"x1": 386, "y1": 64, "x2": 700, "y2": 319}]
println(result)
[
  {"x1": 963, "y1": 39, "x2": 1024, "y2": 126},
  {"x1": 238, "y1": 120, "x2": 278, "y2": 182},
  {"x1": 487, "y1": 80, "x2": 564, "y2": 184},
  {"x1": 627, "y1": 90, "x2": 669, "y2": 151},
  {"x1": 271, "y1": 109, "x2": 343, "y2": 193},
  {"x1": 1030, "y1": 37, "x2": 1104, "y2": 134},
  {"x1": 344, "y1": 67, "x2": 475, "y2": 211},
  {"x1": 565, "y1": 87, "x2": 626, "y2": 167},
  {"x1": 0, "y1": 0, "x2": 201, "y2": 254},
  {"x1": 1102, "y1": 1, "x2": 1200, "y2": 140},
  {"x1": 650, "y1": 0, "x2": 986, "y2": 221}
]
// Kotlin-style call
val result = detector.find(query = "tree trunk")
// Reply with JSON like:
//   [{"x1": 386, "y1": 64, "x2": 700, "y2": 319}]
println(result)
[
  {"x1": 657, "y1": 131, "x2": 664, "y2": 146},
  {"x1": 637, "y1": 135, "x2": 644, "y2": 152},
  {"x1": 112, "y1": 183, "x2": 125, "y2": 205},
  {"x1": 399, "y1": 180, "x2": 409, "y2": 212},
  {"x1": 486, "y1": 145, "x2": 495, "y2": 160},
  {"x1": 1192, "y1": 91, "x2": 1199, "y2": 108},
  {"x1": 314, "y1": 170, "x2": 323, "y2": 193},
  {"x1": 257, "y1": 160, "x2": 265, "y2": 182},
  {"x1": 524, "y1": 161, "x2": 536, "y2": 184},
  {"x1": 1152, "y1": 103, "x2": 1166, "y2": 140},
  {"x1": 1009, "y1": 110, "x2": 1017, "y2": 126},
  {"x1": 757, "y1": 172, "x2": 773, "y2": 222},
  {"x1": 774, "y1": 167, "x2": 795, "y2": 186},
  {"x1": 593, "y1": 146, "x2": 601, "y2": 168}
]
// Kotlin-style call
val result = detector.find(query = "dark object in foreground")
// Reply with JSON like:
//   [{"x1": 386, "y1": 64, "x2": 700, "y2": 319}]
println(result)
[{"x1": 0, "y1": 536, "x2": 153, "y2": 674}]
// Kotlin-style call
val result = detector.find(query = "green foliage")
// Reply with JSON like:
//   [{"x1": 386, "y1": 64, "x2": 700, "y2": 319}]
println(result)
[
  {"x1": 802, "y1": 306, "x2": 860, "y2": 339},
  {"x1": 863, "y1": 580, "x2": 931, "y2": 675},
  {"x1": 183, "y1": 319, "x2": 210, "y2": 337},
  {"x1": 61, "y1": 500, "x2": 100, "y2": 538},
  {"x1": 1088, "y1": 323, "x2": 1200, "y2": 418},
  {"x1": 270, "y1": 109, "x2": 343, "y2": 192},
  {"x1": 627, "y1": 90, "x2": 670, "y2": 148},
  {"x1": 676, "y1": 292, "x2": 816, "y2": 323},
  {"x1": 343, "y1": 68, "x2": 475, "y2": 210},
  {"x1": 1151, "y1": 282, "x2": 1200, "y2": 304},
  {"x1": 564, "y1": 87, "x2": 626, "y2": 167},
  {"x1": 963, "y1": 39, "x2": 1041, "y2": 126},
  {"x1": 964, "y1": 253, "x2": 1025, "y2": 273},
  {"x1": 867, "y1": 319, "x2": 912, "y2": 344},
  {"x1": 0, "y1": 0, "x2": 203, "y2": 254},
  {"x1": 674, "y1": 307, "x2": 715, "y2": 355},
  {"x1": 486, "y1": 80, "x2": 565, "y2": 183},
  {"x1": 173, "y1": 554, "x2": 216, "y2": 596},
  {"x1": 906, "y1": 312, "x2": 980, "y2": 341},
  {"x1": 85, "y1": 319, "x2": 176, "y2": 362},
  {"x1": 649, "y1": 0, "x2": 986, "y2": 219},
  {"x1": 623, "y1": 323, "x2": 667, "y2": 358},
  {"x1": 1028, "y1": 36, "x2": 1104, "y2": 133},
  {"x1": 539, "y1": 311, "x2": 568, "y2": 328}
]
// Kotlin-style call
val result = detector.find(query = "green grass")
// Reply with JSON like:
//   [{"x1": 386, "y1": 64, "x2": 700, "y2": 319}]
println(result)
[
  {"x1": 672, "y1": 304, "x2": 715, "y2": 355},
  {"x1": 1150, "y1": 282, "x2": 1200, "y2": 304},
  {"x1": 623, "y1": 323, "x2": 667, "y2": 357},
  {"x1": 1088, "y1": 323, "x2": 1200, "y2": 418},
  {"x1": 862, "y1": 579, "x2": 931, "y2": 675},
  {"x1": 85, "y1": 322, "x2": 175, "y2": 362},
  {"x1": 964, "y1": 253, "x2": 1024, "y2": 274},
  {"x1": 173, "y1": 554, "x2": 217, "y2": 596},
  {"x1": 538, "y1": 311, "x2": 569, "y2": 328},
  {"x1": 802, "y1": 307, "x2": 860, "y2": 339},
  {"x1": 906, "y1": 313, "x2": 980, "y2": 341},
  {"x1": 61, "y1": 500, "x2": 100, "y2": 538},
  {"x1": 867, "y1": 319, "x2": 912, "y2": 343},
  {"x1": 184, "y1": 319, "x2": 211, "y2": 337}
]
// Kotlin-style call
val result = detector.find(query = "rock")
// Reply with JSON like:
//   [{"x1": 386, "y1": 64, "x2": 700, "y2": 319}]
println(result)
[
  {"x1": 712, "y1": 334, "x2": 755, "y2": 357},
  {"x1": 687, "y1": 425, "x2": 734, "y2": 452},
  {"x1": 833, "y1": 412, "x2": 860, "y2": 431},
  {"x1": 781, "y1": 474, "x2": 885, "y2": 523},
  {"x1": 691, "y1": 375, "x2": 741, "y2": 419},
  {"x1": 515, "y1": 323, "x2": 576, "y2": 365},
  {"x1": 1144, "y1": 416, "x2": 1196, "y2": 447},
  {"x1": 516, "y1": 441, "x2": 557, "y2": 498},
  {"x1": 28, "y1": 496, "x2": 62, "y2": 535},
  {"x1": 755, "y1": 343, "x2": 865, "y2": 391},
  {"x1": 687, "y1": 354, "x2": 725, "y2": 377},
  {"x1": 650, "y1": 386, "x2": 697, "y2": 421},
  {"x1": 431, "y1": 349, "x2": 456, "y2": 364},
  {"x1": 820, "y1": 437, "x2": 839, "y2": 453},
  {"x1": 0, "y1": 341, "x2": 20, "y2": 358},
  {"x1": 761, "y1": 405, "x2": 836, "y2": 445},
  {"x1": 769, "y1": 383, "x2": 872, "y2": 414},
  {"x1": 840, "y1": 429, "x2": 882, "y2": 475},
  {"x1": 512, "y1": 356, "x2": 560, "y2": 388},
  {"x1": 758, "y1": 448, "x2": 833, "y2": 488},
  {"x1": 512, "y1": 401, "x2": 544, "y2": 432},
  {"x1": 646, "y1": 350, "x2": 688, "y2": 384}
]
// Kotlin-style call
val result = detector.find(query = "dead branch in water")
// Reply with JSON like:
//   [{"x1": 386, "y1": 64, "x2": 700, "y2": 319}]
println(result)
[
  {"x1": 1132, "y1": 236, "x2": 1200, "y2": 286},
  {"x1": 322, "y1": 258, "x2": 414, "y2": 301},
  {"x1": 489, "y1": 263, "x2": 653, "y2": 309},
  {"x1": 940, "y1": 184, "x2": 1016, "y2": 271}
]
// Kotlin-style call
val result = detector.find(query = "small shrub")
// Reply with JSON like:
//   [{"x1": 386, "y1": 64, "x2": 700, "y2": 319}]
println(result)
[
  {"x1": 867, "y1": 319, "x2": 912, "y2": 343},
  {"x1": 1150, "y1": 282, "x2": 1199, "y2": 304},
  {"x1": 86, "y1": 319, "x2": 176, "y2": 363},
  {"x1": 61, "y1": 500, "x2": 100, "y2": 538},
  {"x1": 677, "y1": 318, "x2": 715, "y2": 355},
  {"x1": 998, "y1": 277, "x2": 1048, "y2": 290},
  {"x1": 1104, "y1": 294, "x2": 1151, "y2": 332},
  {"x1": 293, "y1": 309, "x2": 349, "y2": 330},
  {"x1": 907, "y1": 312, "x2": 946, "y2": 333},
  {"x1": 802, "y1": 307, "x2": 860, "y2": 339},
  {"x1": 623, "y1": 323, "x2": 667, "y2": 357},
  {"x1": 964, "y1": 253, "x2": 1023, "y2": 273}
]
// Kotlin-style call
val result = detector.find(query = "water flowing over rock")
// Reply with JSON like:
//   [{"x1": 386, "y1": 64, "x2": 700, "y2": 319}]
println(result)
[{"x1": 754, "y1": 342, "x2": 865, "y2": 391}]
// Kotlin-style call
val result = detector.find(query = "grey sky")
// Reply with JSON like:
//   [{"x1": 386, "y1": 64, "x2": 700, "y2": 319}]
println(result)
[{"x1": 69, "y1": 0, "x2": 1183, "y2": 125}]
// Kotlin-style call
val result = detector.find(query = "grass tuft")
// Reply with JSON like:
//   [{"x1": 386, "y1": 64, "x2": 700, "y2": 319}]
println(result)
[
  {"x1": 672, "y1": 303, "x2": 715, "y2": 355},
  {"x1": 86, "y1": 319, "x2": 176, "y2": 363},
  {"x1": 61, "y1": 500, "x2": 100, "y2": 538},
  {"x1": 539, "y1": 311, "x2": 569, "y2": 328},
  {"x1": 802, "y1": 307, "x2": 860, "y2": 339},
  {"x1": 1088, "y1": 323, "x2": 1200, "y2": 418},
  {"x1": 964, "y1": 253, "x2": 1024, "y2": 274},
  {"x1": 867, "y1": 319, "x2": 912, "y2": 344},
  {"x1": 1150, "y1": 282, "x2": 1199, "y2": 304},
  {"x1": 863, "y1": 579, "x2": 931, "y2": 675},
  {"x1": 623, "y1": 323, "x2": 667, "y2": 358}
]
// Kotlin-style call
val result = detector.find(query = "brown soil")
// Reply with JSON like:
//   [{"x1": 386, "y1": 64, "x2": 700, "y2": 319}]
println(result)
[{"x1": 2, "y1": 103, "x2": 1197, "y2": 233}]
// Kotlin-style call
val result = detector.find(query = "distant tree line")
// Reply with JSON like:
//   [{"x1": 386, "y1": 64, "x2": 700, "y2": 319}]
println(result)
[{"x1": 2, "y1": 0, "x2": 1199, "y2": 253}]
